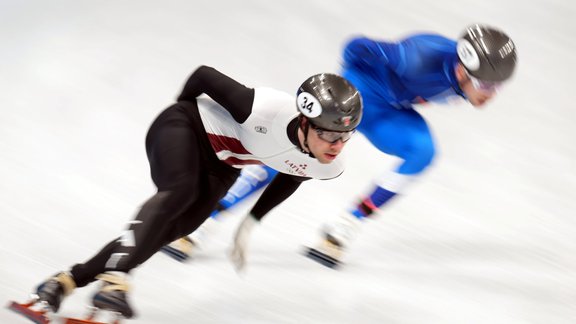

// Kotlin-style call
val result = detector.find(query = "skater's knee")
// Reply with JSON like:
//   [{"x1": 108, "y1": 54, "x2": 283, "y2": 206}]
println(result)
[
  {"x1": 156, "y1": 175, "x2": 200, "y2": 207},
  {"x1": 416, "y1": 141, "x2": 436, "y2": 169},
  {"x1": 134, "y1": 187, "x2": 198, "y2": 228},
  {"x1": 399, "y1": 138, "x2": 436, "y2": 174}
]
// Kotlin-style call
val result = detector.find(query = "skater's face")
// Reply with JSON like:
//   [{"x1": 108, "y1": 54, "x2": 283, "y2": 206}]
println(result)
[
  {"x1": 299, "y1": 119, "x2": 351, "y2": 164},
  {"x1": 456, "y1": 64, "x2": 503, "y2": 107}
]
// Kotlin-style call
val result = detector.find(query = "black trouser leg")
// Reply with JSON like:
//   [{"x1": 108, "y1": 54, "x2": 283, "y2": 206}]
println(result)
[{"x1": 69, "y1": 105, "x2": 238, "y2": 287}]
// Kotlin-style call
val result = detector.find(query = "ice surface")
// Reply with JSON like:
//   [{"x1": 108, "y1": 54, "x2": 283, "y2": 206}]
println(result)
[{"x1": 1, "y1": 0, "x2": 575, "y2": 323}]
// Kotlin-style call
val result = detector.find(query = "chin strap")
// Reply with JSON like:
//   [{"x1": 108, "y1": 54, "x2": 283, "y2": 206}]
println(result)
[{"x1": 299, "y1": 116, "x2": 315, "y2": 158}]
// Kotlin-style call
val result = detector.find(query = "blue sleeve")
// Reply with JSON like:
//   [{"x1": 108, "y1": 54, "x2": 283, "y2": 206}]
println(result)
[
  {"x1": 343, "y1": 36, "x2": 409, "y2": 76},
  {"x1": 343, "y1": 34, "x2": 455, "y2": 79},
  {"x1": 214, "y1": 165, "x2": 277, "y2": 216}
]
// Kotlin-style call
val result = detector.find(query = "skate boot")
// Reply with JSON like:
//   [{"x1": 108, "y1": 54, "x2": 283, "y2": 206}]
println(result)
[
  {"x1": 160, "y1": 236, "x2": 197, "y2": 261},
  {"x1": 306, "y1": 211, "x2": 362, "y2": 268},
  {"x1": 92, "y1": 271, "x2": 134, "y2": 319},
  {"x1": 160, "y1": 216, "x2": 222, "y2": 262},
  {"x1": 34, "y1": 272, "x2": 76, "y2": 312}
]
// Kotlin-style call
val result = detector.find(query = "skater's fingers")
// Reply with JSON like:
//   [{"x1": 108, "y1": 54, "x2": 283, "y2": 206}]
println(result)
[
  {"x1": 229, "y1": 214, "x2": 258, "y2": 274},
  {"x1": 228, "y1": 246, "x2": 246, "y2": 273}
]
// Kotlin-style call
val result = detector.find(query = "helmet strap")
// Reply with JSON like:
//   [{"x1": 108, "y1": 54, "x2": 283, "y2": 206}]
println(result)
[{"x1": 298, "y1": 116, "x2": 316, "y2": 158}]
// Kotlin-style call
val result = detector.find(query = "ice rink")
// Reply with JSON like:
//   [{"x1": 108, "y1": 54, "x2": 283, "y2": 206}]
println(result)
[{"x1": 1, "y1": 0, "x2": 575, "y2": 323}]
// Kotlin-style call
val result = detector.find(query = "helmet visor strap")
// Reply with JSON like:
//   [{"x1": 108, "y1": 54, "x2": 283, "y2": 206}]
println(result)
[{"x1": 310, "y1": 123, "x2": 355, "y2": 144}]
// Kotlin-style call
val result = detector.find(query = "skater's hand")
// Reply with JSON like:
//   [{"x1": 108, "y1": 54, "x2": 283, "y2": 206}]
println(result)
[{"x1": 229, "y1": 214, "x2": 258, "y2": 273}]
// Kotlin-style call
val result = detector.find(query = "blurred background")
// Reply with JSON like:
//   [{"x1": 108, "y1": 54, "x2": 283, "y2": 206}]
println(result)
[{"x1": 1, "y1": 0, "x2": 574, "y2": 323}]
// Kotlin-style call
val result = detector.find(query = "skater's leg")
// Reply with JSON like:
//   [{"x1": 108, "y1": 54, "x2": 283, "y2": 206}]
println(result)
[
  {"x1": 308, "y1": 108, "x2": 436, "y2": 267},
  {"x1": 350, "y1": 108, "x2": 435, "y2": 219},
  {"x1": 34, "y1": 105, "x2": 211, "y2": 316},
  {"x1": 161, "y1": 165, "x2": 275, "y2": 261},
  {"x1": 88, "y1": 107, "x2": 210, "y2": 318},
  {"x1": 69, "y1": 107, "x2": 204, "y2": 286},
  {"x1": 91, "y1": 105, "x2": 241, "y2": 318}
]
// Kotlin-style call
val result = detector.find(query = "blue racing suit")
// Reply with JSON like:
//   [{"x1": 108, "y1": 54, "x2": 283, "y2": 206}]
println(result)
[{"x1": 340, "y1": 33, "x2": 468, "y2": 217}]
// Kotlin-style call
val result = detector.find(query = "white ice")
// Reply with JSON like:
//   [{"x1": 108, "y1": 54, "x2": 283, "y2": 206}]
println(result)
[{"x1": 1, "y1": 0, "x2": 575, "y2": 323}]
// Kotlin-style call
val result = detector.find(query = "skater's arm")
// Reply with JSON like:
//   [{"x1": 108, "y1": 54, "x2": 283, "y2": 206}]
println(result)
[
  {"x1": 343, "y1": 37, "x2": 393, "y2": 69},
  {"x1": 344, "y1": 35, "x2": 454, "y2": 78},
  {"x1": 249, "y1": 173, "x2": 310, "y2": 221},
  {"x1": 344, "y1": 36, "x2": 415, "y2": 76},
  {"x1": 177, "y1": 65, "x2": 255, "y2": 123}
]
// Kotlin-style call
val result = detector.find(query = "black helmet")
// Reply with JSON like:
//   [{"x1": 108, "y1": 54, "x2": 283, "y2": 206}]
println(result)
[
  {"x1": 296, "y1": 73, "x2": 362, "y2": 132},
  {"x1": 457, "y1": 24, "x2": 517, "y2": 82}
]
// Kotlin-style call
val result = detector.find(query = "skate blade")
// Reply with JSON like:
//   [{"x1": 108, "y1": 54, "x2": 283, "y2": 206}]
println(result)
[
  {"x1": 65, "y1": 318, "x2": 108, "y2": 324},
  {"x1": 64, "y1": 307, "x2": 123, "y2": 324},
  {"x1": 7, "y1": 300, "x2": 50, "y2": 324},
  {"x1": 305, "y1": 247, "x2": 341, "y2": 269},
  {"x1": 65, "y1": 318, "x2": 120, "y2": 324},
  {"x1": 160, "y1": 245, "x2": 190, "y2": 262}
]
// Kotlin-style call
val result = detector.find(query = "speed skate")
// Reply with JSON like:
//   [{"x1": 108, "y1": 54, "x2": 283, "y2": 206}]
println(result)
[
  {"x1": 8, "y1": 297, "x2": 124, "y2": 324},
  {"x1": 304, "y1": 237, "x2": 344, "y2": 269}
]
